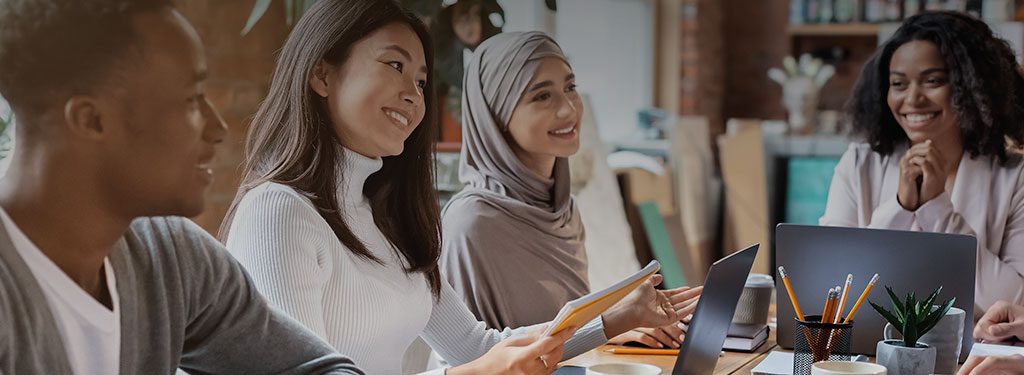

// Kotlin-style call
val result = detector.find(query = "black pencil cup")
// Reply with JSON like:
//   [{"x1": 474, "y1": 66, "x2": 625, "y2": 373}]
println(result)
[{"x1": 793, "y1": 315, "x2": 854, "y2": 375}]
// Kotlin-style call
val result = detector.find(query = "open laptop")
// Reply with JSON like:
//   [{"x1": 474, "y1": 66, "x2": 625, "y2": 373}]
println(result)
[
  {"x1": 554, "y1": 244, "x2": 758, "y2": 375},
  {"x1": 670, "y1": 244, "x2": 760, "y2": 374},
  {"x1": 775, "y1": 224, "x2": 976, "y2": 359}
]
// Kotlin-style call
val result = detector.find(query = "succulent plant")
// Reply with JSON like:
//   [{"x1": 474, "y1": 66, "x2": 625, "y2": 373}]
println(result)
[{"x1": 869, "y1": 285, "x2": 955, "y2": 348}]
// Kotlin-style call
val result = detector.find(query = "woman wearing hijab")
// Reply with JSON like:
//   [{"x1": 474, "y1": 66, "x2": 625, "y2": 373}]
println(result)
[
  {"x1": 440, "y1": 31, "x2": 702, "y2": 349},
  {"x1": 222, "y1": 1, "x2": 693, "y2": 374}
]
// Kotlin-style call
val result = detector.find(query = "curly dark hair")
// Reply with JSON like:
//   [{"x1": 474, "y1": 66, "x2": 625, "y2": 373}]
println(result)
[
  {"x1": 846, "y1": 11, "x2": 1024, "y2": 163},
  {"x1": 0, "y1": 0, "x2": 171, "y2": 120}
]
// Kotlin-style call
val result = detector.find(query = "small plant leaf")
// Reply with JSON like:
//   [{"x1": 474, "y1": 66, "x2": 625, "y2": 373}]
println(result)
[
  {"x1": 920, "y1": 298, "x2": 956, "y2": 336},
  {"x1": 870, "y1": 300, "x2": 902, "y2": 327},
  {"x1": 885, "y1": 286, "x2": 905, "y2": 321},
  {"x1": 906, "y1": 292, "x2": 916, "y2": 317},
  {"x1": 242, "y1": 0, "x2": 274, "y2": 35},
  {"x1": 903, "y1": 306, "x2": 919, "y2": 347},
  {"x1": 921, "y1": 286, "x2": 942, "y2": 312}
]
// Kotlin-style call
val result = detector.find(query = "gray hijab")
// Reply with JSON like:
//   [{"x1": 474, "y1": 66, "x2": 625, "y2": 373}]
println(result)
[{"x1": 440, "y1": 31, "x2": 589, "y2": 329}]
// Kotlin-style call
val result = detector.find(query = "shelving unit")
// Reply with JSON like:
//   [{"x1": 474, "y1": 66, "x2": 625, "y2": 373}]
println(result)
[{"x1": 787, "y1": 23, "x2": 881, "y2": 36}]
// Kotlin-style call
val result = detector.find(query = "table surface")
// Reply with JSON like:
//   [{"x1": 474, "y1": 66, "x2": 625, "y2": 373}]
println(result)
[{"x1": 563, "y1": 330, "x2": 778, "y2": 374}]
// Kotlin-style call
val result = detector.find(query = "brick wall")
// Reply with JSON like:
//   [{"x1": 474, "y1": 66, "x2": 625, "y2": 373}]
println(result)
[
  {"x1": 721, "y1": 0, "x2": 790, "y2": 122},
  {"x1": 179, "y1": 1, "x2": 290, "y2": 234},
  {"x1": 677, "y1": 0, "x2": 726, "y2": 142}
]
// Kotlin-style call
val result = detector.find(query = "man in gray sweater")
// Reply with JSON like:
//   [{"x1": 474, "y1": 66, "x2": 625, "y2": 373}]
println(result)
[{"x1": 0, "y1": 0, "x2": 364, "y2": 373}]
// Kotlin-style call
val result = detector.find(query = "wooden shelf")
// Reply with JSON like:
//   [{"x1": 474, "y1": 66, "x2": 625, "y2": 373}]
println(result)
[{"x1": 787, "y1": 23, "x2": 880, "y2": 37}]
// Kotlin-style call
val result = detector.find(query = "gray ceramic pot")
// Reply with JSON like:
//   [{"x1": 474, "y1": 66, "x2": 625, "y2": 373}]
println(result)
[{"x1": 875, "y1": 340, "x2": 935, "y2": 375}]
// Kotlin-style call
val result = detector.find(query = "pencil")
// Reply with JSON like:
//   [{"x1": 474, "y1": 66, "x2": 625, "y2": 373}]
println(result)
[
  {"x1": 607, "y1": 347, "x2": 680, "y2": 355},
  {"x1": 834, "y1": 274, "x2": 853, "y2": 324},
  {"x1": 778, "y1": 266, "x2": 806, "y2": 320},
  {"x1": 842, "y1": 273, "x2": 879, "y2": 324},
  {"x1": 606, "y1": 347, "x2": 724, "y2": 357},
  {"x1": 822, "y1": 287, "x2": 839, "y2": 323}
]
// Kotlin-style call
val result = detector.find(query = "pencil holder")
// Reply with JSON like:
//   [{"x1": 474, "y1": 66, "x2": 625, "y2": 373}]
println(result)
[{"x1": 793, "y1": 316, "x2": 854, "y2": 375}]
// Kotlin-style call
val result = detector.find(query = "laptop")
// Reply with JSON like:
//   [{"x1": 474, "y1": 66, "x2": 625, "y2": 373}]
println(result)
[
  {"x1": 670, "y1": 244, "x2": 760, "y2": 374},
  {"x1": 775, "y1": 224, "x2": 976, "y2": 359},
  {"x1": 554, "y1": 244, "x2": 759, "y2": 375}
]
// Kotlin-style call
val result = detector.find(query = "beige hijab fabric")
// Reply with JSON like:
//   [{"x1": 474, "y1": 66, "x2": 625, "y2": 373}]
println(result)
[{"x1": 440, "y1": 31, "x2": 589, "y2": 329}]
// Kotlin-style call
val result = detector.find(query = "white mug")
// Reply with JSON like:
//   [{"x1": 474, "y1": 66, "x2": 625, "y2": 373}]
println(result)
[
  {"x1": 586, "y1": 363, "x2": 662, "y2": 375},
  {"x1": 811, "y1": 361, "x2": 887, "y2": 375}
]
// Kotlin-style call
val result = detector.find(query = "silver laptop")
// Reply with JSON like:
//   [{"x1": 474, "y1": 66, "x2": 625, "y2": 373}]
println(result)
[
  {"x1": 775, "y1": 224, "x2": 976, "y2": 359},
  {"x1": 671, "y1": 244, "x2": 759, "y2": 375}
]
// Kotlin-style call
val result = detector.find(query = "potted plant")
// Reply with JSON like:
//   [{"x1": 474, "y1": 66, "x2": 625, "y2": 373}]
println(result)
[{"x1": 869, "y1": 286, "x2": 955, "y2": 375}]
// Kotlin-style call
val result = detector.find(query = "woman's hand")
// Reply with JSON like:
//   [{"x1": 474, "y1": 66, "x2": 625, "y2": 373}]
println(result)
[
  {"x1": 974, "y1": 300, "x2": 1024, "y2": 343},
  {"x1": 906, "y1": 140, "x2": 952, "y2": 206},
  {"x1": 897, "y1": 144, "x2": 924, "y2": 210},
  {"x1": 448, "y1": 325, "x2": 577, "y2": 375},
  {"x1": 601, "y1": 274, "x2": 703, "y2": 339},
  {"x1": 957, "y1": 355, "x2": 1024, "y2": 375},
  {"x1": 608, "y1": 323, "x2": 687, "y2": 348}
]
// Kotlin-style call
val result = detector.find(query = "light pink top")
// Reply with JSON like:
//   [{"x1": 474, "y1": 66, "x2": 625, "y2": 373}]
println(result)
[{"x1": 821, "y1": 143, "x2": 1024, "y2": 311}]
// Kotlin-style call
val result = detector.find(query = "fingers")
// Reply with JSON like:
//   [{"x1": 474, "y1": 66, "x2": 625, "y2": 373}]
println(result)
[
  {"x1": 524, "y1": 325, "x2": 576, "y2": 358},
  {"x1": 959, "y1": 355, "x2": 1024, "y2": 375},
  {"x1": 649, "y1": 274, "x2": 664, "y2": 287},
  {"x1": 611, "y1": 329, "x2": 663, "y2": 348},
  {"x1": 540, "y1": 344, "x2": 564, "y2": 373},
  {"x1": 661, "y1": 323, "x2": 686, "y2": 345},
  {"x1": 673, "y1": 295, "x2": 701, "y2": 317},
  {"x1": 957, "y1": 355, "x2": 985, "y2": 375},
  {"x1": 666, "y1": 286, "x2": 703, "y2": 304}
]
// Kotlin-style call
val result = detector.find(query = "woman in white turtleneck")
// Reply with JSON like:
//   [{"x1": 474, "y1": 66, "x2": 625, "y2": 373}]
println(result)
[{"x1": 220, "y1": 1, "x2": 695, "y2": 374}]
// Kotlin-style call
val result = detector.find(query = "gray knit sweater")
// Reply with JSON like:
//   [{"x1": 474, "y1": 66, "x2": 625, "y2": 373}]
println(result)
[{"x1": 0, "y1": 216, "x2": 364, "y2": 374}]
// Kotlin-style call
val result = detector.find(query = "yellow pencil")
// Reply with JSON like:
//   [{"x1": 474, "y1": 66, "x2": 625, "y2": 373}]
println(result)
[
  {"x1": 834, "y1": 274, "x2": 853, "y2": 324},
  {"x1": 842, "y1": 273, "x2": 879, "y2": 324},
  {"x1": 778, "y1": 266, "x2": 806, "y2": 320},
  {"x1": 607, "y1": 347, "x2": 680, "y2": 355}
]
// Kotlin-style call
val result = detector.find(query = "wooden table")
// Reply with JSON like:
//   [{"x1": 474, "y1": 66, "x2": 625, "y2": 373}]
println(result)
[{"x1": 563, "y1": 330, "x2": 778, "y2": 374}]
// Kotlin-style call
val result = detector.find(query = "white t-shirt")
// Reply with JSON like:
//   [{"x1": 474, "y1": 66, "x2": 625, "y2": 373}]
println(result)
[{"x1": 0, "y1": 209, "x2": 120, "y2": 375}]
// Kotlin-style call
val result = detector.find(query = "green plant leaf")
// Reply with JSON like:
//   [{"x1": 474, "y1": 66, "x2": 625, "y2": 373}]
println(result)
[
  {"x1": 906, "y1": 292, "x2": 916, "y2": 317},
  {"x1": 870, "y1": 300, "x2": 902, "y2": 327},
  {"x1": 920, "y1": 298, "x2": 956, "y2": 337},
  {"x1": 242, "y1": 0, "x2": 274, "y2": 36},
  {"x1": 903, "y1": 306, "x2": 919, "y2": 347},
  {"x1": 921, "y1": 286, "x2": 942, "y2": 312},
  {"x1": 885, "y1": 286, "x2": 905, "y2": 322}
]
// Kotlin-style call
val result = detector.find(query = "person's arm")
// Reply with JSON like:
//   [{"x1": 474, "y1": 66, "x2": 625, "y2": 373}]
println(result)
[
  {"x1": 170, "y1": 217, "x2": 362, "y2": 374},
  {"x1": 224, "y1": 187, "x2": 331, "y2": 336},
  {"x1": 420, "y1": 278, "x2": 607, "y2": 370},
  {"x1": 915, "y1": 189, "x2": 1024, "y2": 309},
  {"x1": 957, "y1": 354, "x2": 1024, "y2": 375},
  {"x1": 819, "y1": 144, "x2": 915, "y2": 230}
]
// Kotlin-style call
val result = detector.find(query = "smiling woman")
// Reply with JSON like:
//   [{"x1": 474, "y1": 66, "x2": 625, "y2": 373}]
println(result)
[
  {"x1": 820, "y1": 11, "x2": 1024, "y2": 311},
  {"x1": 216, "y1": 1, "x2": 683, "y2": 374}
]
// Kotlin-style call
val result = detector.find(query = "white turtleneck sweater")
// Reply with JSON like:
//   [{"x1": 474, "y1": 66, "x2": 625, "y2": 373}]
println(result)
[{"x1": 225, "y1": 148, "x2": 607, "y2": 374}]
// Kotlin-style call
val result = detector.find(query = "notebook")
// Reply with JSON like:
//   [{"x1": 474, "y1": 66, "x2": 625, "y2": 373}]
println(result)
[
  {"x1": 544, "y1": 260, "x2": 661, "y2": 336},
  {"x1": 723, "y1": 324, "x2": 769, "y2": 352}
]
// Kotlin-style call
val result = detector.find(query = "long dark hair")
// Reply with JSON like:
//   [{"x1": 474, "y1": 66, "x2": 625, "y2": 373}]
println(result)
[
  {"x1": 221, "y1": 0, "x2": 441, "y2": 297},
  {"x1": 846, "y1": 11, "x2": 1024, "y2": 162}
]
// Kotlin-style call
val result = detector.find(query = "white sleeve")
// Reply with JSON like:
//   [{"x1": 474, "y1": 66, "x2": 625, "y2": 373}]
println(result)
[
  {"x1": 420, "y1": 278, "x2": 607, "y2": 367},
  {"x1": 820, "y1": 144, "x2": 915, "y2": 230},
  {"x1": 224, "y1": 186, "x2": 331, "y2": 337},
  {"x1": 915, "y1": 191, "x2": 1024, "y2": 310}
]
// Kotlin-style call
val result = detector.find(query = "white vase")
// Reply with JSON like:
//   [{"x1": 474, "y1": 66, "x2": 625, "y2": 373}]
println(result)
[{"x1": 875, "y1": 340, "x2": 935, "y2": 375}]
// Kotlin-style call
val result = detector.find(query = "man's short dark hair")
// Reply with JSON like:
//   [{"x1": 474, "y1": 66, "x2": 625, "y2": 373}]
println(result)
[{"x1": 0, "y1": 0, "x2": 171, "y2": 119}]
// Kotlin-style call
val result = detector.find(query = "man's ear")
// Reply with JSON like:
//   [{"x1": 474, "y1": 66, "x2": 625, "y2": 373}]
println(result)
[
  {"x1": 309, "y1": 59, "x2": 331, "y2": 98},
  {"x1": 62, "y1": 96, "x2": 105, "y2": 140}
]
